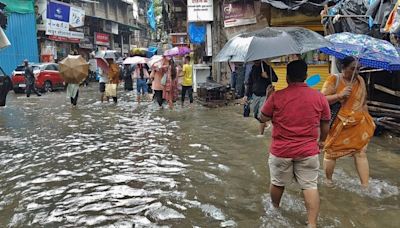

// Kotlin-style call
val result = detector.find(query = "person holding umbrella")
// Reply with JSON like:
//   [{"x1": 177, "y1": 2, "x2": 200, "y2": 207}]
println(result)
[
  {"x1": 243, "y1": 60, "x2": 278, "y2": 135},
  {"x1": 59, "y1": 55, "x2": 89, "y2": 107},
  {"x1": 133, "y1": 63, "x2": 150, "y2": 104},
  {"x1": 321, "y1": 56, "x2": 376, "y2": 188},
  {"x1": 23, "y1": 60, "x2": 41, "y2": 97},
  {"x1": 163, "y1": 59, "x2": 178, "y2": 110}
]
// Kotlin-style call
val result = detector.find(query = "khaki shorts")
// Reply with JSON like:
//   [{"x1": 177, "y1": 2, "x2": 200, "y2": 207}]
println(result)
[{"x1": 268, "y1": 154, "x2": 320, "y2": 190}]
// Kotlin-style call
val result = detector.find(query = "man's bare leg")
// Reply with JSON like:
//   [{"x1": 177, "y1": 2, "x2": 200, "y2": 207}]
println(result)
[
  {"x1": 303, "y1": 189, "x2": 320, "y2": 228},
  {"x1": 259, "y1": 122, "x2": 267, "y2": 135},
  {"x1": 270, "y1": 184, "x2": 284, "y2": 208}
]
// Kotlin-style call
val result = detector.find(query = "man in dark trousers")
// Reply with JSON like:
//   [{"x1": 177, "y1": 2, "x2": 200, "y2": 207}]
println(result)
[
  {"x1": 23, "y1": 60, "x2": 41, "y2": 97},
  {"x1": 243, "y1": 60, "x2": 278, "y2": 135}
]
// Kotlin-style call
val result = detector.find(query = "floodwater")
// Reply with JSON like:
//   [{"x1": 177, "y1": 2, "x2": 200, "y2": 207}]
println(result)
[{"x1": 0, "y1": 85, "x2": 399, "y2": 227}]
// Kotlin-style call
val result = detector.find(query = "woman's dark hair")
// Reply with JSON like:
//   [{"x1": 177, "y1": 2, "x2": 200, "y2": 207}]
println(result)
[
  {"x1": 169, "y1": 59, "x2": 177, "y2": 80},
  {"x1": 341, "y1": 56, "x2": 356, "y2": 69}
]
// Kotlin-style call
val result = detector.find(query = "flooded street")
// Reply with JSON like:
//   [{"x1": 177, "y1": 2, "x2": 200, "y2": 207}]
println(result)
[{"x1": 0, "y1": 85, "x2": 399, "y2": 227}]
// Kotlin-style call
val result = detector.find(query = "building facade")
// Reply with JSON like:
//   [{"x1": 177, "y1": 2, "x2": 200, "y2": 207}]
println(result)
[{"x1": 35, "y1": 0, "x2": 150, "y2": 62}]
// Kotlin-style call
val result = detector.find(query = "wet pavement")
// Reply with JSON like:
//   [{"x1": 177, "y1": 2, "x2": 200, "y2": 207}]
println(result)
[{"x1": 0, "y1": 84, "x2": 399, "y2": 227}]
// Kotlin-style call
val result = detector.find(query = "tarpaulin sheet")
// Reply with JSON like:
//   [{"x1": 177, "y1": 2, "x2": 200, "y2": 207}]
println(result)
[
  {"x1": 0, "y1": 0, "x2": 34, "y2": 14},
  {"x1": 188, "y1": 23, "x2": 206, "y2": 44}
]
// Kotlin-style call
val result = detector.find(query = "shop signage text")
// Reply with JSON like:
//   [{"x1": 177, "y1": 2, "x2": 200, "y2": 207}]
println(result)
[
  {"x1": 223, "y1": 1, "x2": 257, "y2": 28},
  {"x1": 187, "y1": 0, "x2": 213, "y2": 22},
  {"x1": 95, "y1": 32, "x2": 110, "y2": 46}
]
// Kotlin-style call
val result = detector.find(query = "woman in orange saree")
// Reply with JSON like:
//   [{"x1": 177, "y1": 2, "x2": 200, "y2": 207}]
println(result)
[{"x1": 321, "y1": 57, "x2": 376, "y2": 188}]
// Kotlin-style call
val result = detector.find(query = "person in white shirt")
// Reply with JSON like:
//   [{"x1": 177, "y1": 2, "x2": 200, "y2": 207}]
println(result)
[{"x1": 98, "y1": 68, "x2": 108, "y2": 103}]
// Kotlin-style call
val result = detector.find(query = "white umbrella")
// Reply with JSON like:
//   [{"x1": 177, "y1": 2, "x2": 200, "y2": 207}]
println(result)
[
  {"x1": 123, "y1": 56, "x2": 148, "y2": 65},
  {"x1": 148, "y1": 55, "x2": 164, "y2": 68}
]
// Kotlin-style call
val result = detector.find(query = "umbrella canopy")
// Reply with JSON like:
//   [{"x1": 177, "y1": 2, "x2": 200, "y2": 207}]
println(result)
[
  {"x1": 214, "y1": 27, "x2": 331, "y2": 62},
  {"x1": 59, "y1": 55, "x2": 89, "y2": 84},
  {"x1": 164, "y1": 46, "x2": 191, "y2": 57},
  {"x1": 94, "y1": 50, "x2": 119, "y2": 60},
  {"x1": 123, "y1": 56, "x2": 149, "y2": 65},
  {"x1": 148, "y1": 55, "x2": 164, "y2": 68},
  {"x1": 320, "y1": 32, "x2": 400, "y2": 71},
  {"x1": 131, "y1": 48, "x2": 148, "y2": 57}
]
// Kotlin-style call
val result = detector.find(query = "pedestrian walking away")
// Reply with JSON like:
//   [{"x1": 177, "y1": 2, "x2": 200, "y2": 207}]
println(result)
[
  {"x1": 66, "y1": 83, "x2": 79, "y2": 107},
  {"x1": 123, "y1": 64, "x2": 134, "y2": 91},
  {"x1": 106, "y1": 58, "x2": 120, "y2": 104},
  {"x1": 181, "y1": 56, "x2": 193, "y2": 106},
  {"x1": 321, "y1": 56, "x2": 376, "y2": 189},
  {"x1": 259, "y1": 60, "x2": 331, "y2": 228},
  {"x1": 133, "y1": 64, "x2": 150, "y2": 104},
  {"x1": 243, "y1": 60, "x2": 278, "y2": 135},
  {"x1": 23, "y1": 60, "x2": 41, "y2": 97}
]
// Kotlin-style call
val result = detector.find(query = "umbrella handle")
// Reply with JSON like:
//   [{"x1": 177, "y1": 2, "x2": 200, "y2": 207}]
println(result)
[{"x1": 350, "y1": 58, "x2": 360, "y2": 84}]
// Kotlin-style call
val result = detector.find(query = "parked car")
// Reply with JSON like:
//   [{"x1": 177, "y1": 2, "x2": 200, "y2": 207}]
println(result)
[{"x1": 11, "y1": 63, "x2": 65, "y2": 93}]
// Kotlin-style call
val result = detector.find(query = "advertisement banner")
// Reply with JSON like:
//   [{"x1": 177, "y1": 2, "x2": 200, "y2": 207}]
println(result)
[
  {"x1": 187, "y1": 0, "x2": 213, "y2": 22},
  {"x1": 45, "y1": 0, "x2": 85, "y2": 39},
  {"x1": 95, "y1": 32, "x2": 110, "y2": 46},
  {"x1": 48, "y1": 35, "x2": 80, "y2": 43},
  {"x1": 35, "y1": 0, "x2": 47, "y2": 31},
  {"x1": 223, "y1": 1, "x2": 257, "y2": 28},
  {"x1": 69, "y1": 7, "x2": 85, "y2": 28},
  {"x1": 47, "y1": 0, "x2": 70, "y2": 22}
]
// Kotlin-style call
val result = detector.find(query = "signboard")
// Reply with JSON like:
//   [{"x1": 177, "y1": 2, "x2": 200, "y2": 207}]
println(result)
[
  {"x1": 95, "y1": 32, "x2": 110, "y2": 46},
  {"x1": 45, "y1": 0, "x2": 85, "y2": 39},
  {"x1": 187, "y1": 0, "x2": 213, "y2": 22},
  {"x1": 47, "y1": 0, "x2": 70, "y2": 22},
  {"x1": 223, "y1": 1, "x2": 257, "y2": 28},
  {"x1": 35, "y1": 0, "x2": 47, "y2": 31},
  {"x1": 79, "y1": 37, "x2": 94, "y2": 49},
  {"x1": 69, "y1": 7, "x2": 85, "y2": 28},
  {"x1": 48, "y1": 35, "x2": 80, "y2": 43}
]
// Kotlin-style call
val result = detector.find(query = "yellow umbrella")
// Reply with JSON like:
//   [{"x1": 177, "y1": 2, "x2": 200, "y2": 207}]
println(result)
[{"x1": 59, "y1": 55, "x2": 89, "y2": 84}]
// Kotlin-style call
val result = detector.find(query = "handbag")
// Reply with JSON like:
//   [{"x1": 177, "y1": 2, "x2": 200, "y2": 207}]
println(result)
[
  {"x1": 161, "y1": 73, "x2": 167, "y2": 86},
  {"x1": 329, "y1": 74, "x2": 341, "y2": 127},
  {"x1": 105, "y1": 83, "x2": 117, "y2": 97}
]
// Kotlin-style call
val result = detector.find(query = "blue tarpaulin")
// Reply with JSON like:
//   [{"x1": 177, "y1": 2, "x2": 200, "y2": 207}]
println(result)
[
  {"x1": 147, "y1": 0, "x2": 156, "y2": 31},
  {"x1": 188, "y1": 23, "x2": 206, "y2": 44}
]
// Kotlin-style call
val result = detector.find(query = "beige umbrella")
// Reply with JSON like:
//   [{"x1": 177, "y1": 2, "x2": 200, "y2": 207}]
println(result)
[{"x1": 59, "y1": 55, "x2": 89, "y2": 84}]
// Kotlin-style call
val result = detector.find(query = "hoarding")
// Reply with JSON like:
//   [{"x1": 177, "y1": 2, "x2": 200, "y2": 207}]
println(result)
[
  {"x1": 45, "y1": 0, "x2": 85, "y2": 39},
  {"x1": 223, "y1": 1, "x2": 257, "y2": 28},
  {"x1": 95, "y1": 32, "x2": 110, "y2": 46},
  {"x1": 187, "y1": 0, "x2": 213, "y2": 22}
]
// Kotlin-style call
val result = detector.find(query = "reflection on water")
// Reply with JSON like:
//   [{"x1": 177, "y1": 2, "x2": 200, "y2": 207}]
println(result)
[{"x1": 0, "y1": 85, "x2": 399, "y2": 227}]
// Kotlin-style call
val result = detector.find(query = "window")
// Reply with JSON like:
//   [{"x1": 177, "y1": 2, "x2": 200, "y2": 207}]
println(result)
[{"x1": 45, "y1": 64, "x2": 57, "y2": 71}]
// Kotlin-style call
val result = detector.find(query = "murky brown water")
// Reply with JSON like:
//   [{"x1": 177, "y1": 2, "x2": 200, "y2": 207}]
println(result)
[{"x1": 0, "y1": 85, "x2": 399, "y2": 227}]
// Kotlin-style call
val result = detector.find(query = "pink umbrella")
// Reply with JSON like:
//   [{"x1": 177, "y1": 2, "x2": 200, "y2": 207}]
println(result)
[{"x1": 164, "y1": 46, "x2": 191, "y2": 57}]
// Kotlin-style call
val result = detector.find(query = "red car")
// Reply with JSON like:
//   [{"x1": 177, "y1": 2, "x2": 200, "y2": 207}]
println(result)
[{"x1": 11, "y1": 63, "x2": 65, "y2": 93}]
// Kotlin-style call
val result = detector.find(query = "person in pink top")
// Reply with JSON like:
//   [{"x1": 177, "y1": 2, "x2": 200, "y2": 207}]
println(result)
[
  {"x1": 163, "y1": 59, "x2": 178, "y2": 110},
  {"x1": 259, "y1": 60, "x2": 330, "y2": 228},
  {"x1": 150, "y1": 65, "x2": 164, "y2": 107}
]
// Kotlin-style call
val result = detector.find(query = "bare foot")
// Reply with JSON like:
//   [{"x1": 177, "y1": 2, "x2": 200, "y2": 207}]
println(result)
[{"x1": 325, "y1": 179, "x2": 335, "y2": 188}]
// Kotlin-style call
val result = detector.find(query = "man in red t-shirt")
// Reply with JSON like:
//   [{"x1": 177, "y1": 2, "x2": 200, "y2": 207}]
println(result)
[{"x1": 259, "y1": 60, "x2": 330, "y2": 228}]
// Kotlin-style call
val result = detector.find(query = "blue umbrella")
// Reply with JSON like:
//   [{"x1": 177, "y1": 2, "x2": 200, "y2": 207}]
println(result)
[{"x1": 320, "y1": 32, "x2": 400, "y2": 71}]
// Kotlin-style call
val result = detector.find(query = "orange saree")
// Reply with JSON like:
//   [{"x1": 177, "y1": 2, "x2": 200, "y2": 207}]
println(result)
[{"x1": 321, "y1": 75, "x2": 376, "y2": 160}]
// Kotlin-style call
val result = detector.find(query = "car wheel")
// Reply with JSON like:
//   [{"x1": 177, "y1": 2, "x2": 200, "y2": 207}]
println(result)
[{"x1": 44, "y1": 81, "x2": 53, "y2": 92}]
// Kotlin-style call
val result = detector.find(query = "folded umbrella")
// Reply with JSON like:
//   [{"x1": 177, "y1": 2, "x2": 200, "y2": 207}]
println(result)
[
  {"x1": 320, "y1": 32, "x2": 400, "y2": 71},
  {"x1": 59, "y1": 55, "x2": 89, "y2": 84},
  {"x1": 214, "y1": 27, "x2": 331, "y2": 62}
]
